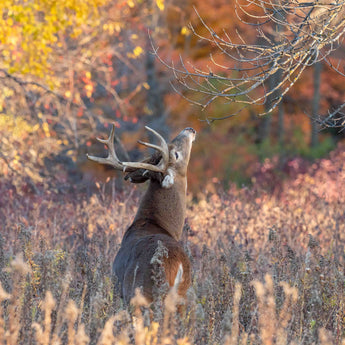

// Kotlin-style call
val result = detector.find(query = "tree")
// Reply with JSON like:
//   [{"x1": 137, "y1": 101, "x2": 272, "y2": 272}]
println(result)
[
  {"x1": 0, "y1": 0, "x2": 116, "y2": 188},
  {"x1": 0, "y1": 0, "x2": 159, "y2": 188},
  {"x1": 158, "y1": 0, "x2": 345, "y2": 127},
  {"x1": 0, "y1": 0, "x2": 200, "y2": 190},
  {"x1": 311, "y1": 61, "x2": 322, "y2": 147}
]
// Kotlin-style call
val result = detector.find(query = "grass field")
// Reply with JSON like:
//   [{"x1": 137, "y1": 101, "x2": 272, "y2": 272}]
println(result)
[{"x1": 1, "y1": 144, "x2": 345, "y2": 344}]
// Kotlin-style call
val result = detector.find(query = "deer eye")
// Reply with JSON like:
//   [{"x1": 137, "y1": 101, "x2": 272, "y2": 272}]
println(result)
[{"x1": 175, "y1": 151, "x2": 179, "y2": 160}]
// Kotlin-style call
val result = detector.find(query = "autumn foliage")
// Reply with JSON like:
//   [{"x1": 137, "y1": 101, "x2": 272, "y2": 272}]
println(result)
[
  {"x1": 1, "y1": 0, "x2": 345, "y2": 191},
  {"x1": 1, "y1": 1, "x2": 345, "y2": 344}
]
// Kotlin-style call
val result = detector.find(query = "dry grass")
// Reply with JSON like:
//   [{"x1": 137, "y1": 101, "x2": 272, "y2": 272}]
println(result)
[{"x1": 1, "y1": 144, "x2": 345, "y2": 344}]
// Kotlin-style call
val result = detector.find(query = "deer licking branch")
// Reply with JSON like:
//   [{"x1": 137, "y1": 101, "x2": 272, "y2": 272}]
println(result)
[{"x1": 87, "y1": 125, "x2": 196, "y2": 305}]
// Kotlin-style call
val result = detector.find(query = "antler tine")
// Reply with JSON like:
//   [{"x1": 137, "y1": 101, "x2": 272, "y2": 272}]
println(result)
[
  {"x1": 121, "y1": 126, "x2": 169, "y2": 173},
  {"x1": 87, "y1": 125, "x2": 170, "y2": 174},
  {"x1": 87, "y1": 124, "x2": 125, "y2": 171},
  {"x1": 139, "y1": 126, "x2": 169, "y2": 164}
]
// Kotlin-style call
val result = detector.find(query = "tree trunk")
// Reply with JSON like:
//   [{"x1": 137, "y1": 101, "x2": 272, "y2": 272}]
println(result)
[
  {"x1": 145, "y1": 39, "x2": 169, "y2": 139},
  {"x1": 258, "y1": 16, "x2": 285, "y2": 144},
  {"x1": 311, "y1": 61, "x2": 322, "y2": 148},
  {"x1": 276, "y1": 68, "x2": 284, "y2": 145},
  {"x1": 145, "y1": 1, "x2": 169, "y2": 139}
]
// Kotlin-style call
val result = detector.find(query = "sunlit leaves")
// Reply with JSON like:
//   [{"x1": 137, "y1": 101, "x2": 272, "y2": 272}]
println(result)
[
  {"x1": 0, "y1": 0, "x2": 110, "y2": 79},
  {"x1": 0, "y1": 114, "x2": 38, "y2": 139},
  {"x1": 129, "y1": 46, "x2": 144, "y2": 58},
  {"x1": 156, "y1": 0, "x2": 164, "y2": 11},
  {"x1": 181, "y1": 26, "x2": 190, "y2": 36}
]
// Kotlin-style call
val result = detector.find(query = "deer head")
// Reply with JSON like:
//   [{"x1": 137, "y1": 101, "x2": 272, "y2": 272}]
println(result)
[{"x1": 87, "y1": 125, "x2": 196, "y2": 305}]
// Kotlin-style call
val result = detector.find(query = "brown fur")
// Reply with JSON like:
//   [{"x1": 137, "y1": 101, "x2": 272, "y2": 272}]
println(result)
[{"x1": 92, "y1": 127, "x2": 196, "y2": 305}]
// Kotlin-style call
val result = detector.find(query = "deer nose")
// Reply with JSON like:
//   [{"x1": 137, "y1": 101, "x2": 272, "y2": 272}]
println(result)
[{"x1": 184, "y1": 127, "x2": 196, "y2": 135}]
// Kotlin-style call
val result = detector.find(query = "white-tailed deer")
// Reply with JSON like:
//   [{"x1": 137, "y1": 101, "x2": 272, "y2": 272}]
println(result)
[{"x1": 87, "y1": 125, "x2": 196, "y2": 305}]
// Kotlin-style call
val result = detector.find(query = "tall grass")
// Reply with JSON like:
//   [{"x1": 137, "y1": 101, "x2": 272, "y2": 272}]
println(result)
[{"x1": 1, "y1": 144, "x2": 345, "y2": 344}]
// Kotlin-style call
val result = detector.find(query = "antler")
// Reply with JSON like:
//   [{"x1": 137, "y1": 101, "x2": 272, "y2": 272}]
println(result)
[
  {"x1": 87, "y1": 124, "x2": 169, "y2": 173},
  {"x1": 86, "y1": 124, "x2": 125, "y2": 170}
]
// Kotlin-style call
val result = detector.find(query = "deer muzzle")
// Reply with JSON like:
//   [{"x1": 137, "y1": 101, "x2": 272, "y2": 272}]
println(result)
[{"x1": 182, "y1": 127, "x2": 196, "y2": 141}]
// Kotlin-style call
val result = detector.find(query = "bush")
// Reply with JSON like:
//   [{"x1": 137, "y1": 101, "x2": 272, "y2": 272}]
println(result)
[{"x1": 0, "y1": 144, "x2": 345, "y2": 344}]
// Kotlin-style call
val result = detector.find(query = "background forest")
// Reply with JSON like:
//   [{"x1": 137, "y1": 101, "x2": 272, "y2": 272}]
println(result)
[
  {"x1": 1, "y1": 0, "x2": 345, "y2": 192},
  {"x1": 1, "y1": 0, "x2": 345, "y2": 344}
]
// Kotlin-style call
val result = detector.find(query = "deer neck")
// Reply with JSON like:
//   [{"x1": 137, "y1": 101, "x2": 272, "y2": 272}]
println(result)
[{"x1": 132, "y1": 178, "x2": 187, "y2": 241}]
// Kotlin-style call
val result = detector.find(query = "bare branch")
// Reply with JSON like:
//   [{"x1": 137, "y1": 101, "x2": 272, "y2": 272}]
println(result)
[{"x1": 156, "y1": 0, "x2": 345, "y2": 125}]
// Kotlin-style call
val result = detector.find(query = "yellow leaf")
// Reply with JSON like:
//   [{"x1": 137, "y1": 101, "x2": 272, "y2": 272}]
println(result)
[
  {"x1": 32, "y1": 124, "x2": 40, "y2": 132},
  {"x1": 156, "y1": 0, "x2": 164, "y2": 11},
  {"x1": 133, "y1": 46, "x2": 143, "y2": 57},
  {"x1": 142, "y1": 82, "x2": 150, "y2": 90},
  {"x1": 181, "y1": 26, "x2": 190, "y2": 36},
  {"x1": 114, "y1": 23, "x2": 121, "y2": 32},
  {"x1": 42, "y1": 122, "x2": 50, "y2": 138}
]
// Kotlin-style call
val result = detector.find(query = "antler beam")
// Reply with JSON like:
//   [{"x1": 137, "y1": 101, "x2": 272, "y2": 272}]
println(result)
[{"x1": 87, "y1": 124, "x2": 169, "y2": 173}]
